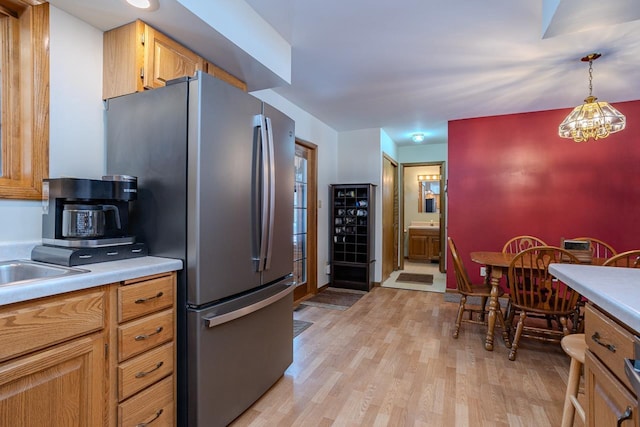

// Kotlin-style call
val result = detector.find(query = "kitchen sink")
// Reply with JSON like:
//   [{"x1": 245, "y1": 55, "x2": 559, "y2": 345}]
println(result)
[{"x1": 0, "y1": 260, "x2": 88, "y2": 286}]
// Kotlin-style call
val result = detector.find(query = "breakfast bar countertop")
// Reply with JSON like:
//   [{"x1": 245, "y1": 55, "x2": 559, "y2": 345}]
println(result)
[
  {"x1": 549, "y1": 263, "x2": 640, "y2": 332},
  {"x1": 0, "y1": 256, "x2": 183, "y2": 306}
]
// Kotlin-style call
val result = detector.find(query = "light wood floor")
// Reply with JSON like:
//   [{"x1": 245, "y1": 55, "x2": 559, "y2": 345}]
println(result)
[{"x1": 231, "y1": 287, "x2": 581, "y2": 427}]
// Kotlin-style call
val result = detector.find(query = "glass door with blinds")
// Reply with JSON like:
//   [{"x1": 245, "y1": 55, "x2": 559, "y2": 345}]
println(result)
[{"x1": 293, "y1": 150, "x2": 308, "y2": 288}]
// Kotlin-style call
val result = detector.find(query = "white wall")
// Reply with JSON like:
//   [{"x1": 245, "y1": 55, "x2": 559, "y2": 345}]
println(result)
[
  {"x1": 251, "y1": 89, "x2": 339, "y2": 287},
  {"x1": 0, "y1": 7, "x2": 104, "y2": 244},
  {"x1": 398, "y1": 142, "x2": 448, "y2": 164}
]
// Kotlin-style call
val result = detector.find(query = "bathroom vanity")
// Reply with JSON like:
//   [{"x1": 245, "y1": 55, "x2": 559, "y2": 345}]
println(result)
[{"x1": 407, "y1": 221, "x2": 440, "y2": 262}]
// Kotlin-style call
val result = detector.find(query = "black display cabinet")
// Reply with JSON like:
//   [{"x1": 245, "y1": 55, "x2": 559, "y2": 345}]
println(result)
[{"x1": 330, "y1": 183, "x2": 376, "y2": 291}]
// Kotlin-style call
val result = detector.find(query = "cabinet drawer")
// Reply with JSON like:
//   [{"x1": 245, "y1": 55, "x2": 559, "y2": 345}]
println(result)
[
  {"x1": 586, "y1": 350, "x2": 638, "y2": 427},
  {"x1": 118, "y1": 274, "x2": 174, "y2": 322},
  {"x1": 0, "y1": 289, "x2": 105, "y2": 362},
  {"x1": 118, "y1": 309, "x2": 173, "y2": 362},
  {"x1": 118, "y1": 375, "x2": 174, "y2": 427},
  {"x1": 585, "y1": 304, "x2": 635, "y2": 392},
  {"x1": 118, "y1": 342, "x2": 174, "y2": 401}
]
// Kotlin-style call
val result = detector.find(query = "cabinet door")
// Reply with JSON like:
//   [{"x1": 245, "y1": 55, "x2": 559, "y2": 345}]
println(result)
[
  {"x1": 586, "y1": 350, "x2": 638, "y2": 427},
  {"x1": 429, "y1": 236, "x2": 441, "y2": 260},
  {"x1": 0, "y1": 333, "x2": 105, "y2": 427},
  {"x1": 409, "y1": 233, "x2": 428, "y2": 260},
  {"x1": 143, "y1": 25, "x2": 204, "y2": 89}
]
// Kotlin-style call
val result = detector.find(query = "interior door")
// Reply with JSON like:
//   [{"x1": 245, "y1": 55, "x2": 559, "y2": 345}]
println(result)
[{"x1": 382, "y1": 155, "x2": 398, "y2": 282}]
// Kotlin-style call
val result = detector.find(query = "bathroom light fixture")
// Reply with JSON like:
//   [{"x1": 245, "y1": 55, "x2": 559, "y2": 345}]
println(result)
[
  {"x1": 411, "y1": 133, "x2": 425, "y2": 143},
  {"x1": 558, "y1": 53, "x2": 626, "y2": 142},
  {"x1": 125, "y1": 0, "x2": 159, "y2": 10},
  {"x1": 417, "y1": 174, "x2": 440, "y2": 181}
]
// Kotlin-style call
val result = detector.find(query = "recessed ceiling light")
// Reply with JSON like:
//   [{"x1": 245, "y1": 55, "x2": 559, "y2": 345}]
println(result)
[
  {"x1": 125, "y1": 0, "x2": 159, "y2": 11},
  {"x1": 411, "y1": 133, "x2": 425, "y2": 143}
]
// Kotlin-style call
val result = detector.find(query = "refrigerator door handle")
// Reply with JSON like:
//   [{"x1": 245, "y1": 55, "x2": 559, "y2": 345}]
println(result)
[
  {"x1": 264, "y1": 116, "x2": 276, "y2": 270},
  {"x1": 203, "y1": 283, "x2": 293, "y2": 328},
  {"x1": 253, "y1": 114, "x2": 269, "y2": 272}
]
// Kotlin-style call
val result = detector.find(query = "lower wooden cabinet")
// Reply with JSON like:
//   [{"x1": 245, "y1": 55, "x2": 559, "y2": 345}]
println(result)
[
  {"x1": 408, "y1": 228, "x2": 440, "y2": 262},
  {"x1": 0, "y1": 288, "x2": 107, "y2": 427},
  {"x1": 0, "y1": 270, "x2": 177, "y2": 427},
  {"x1": 585, "y1": 304, "x2": 639, "y2": 426},
  {"x1": 110, "y1": 272, "x2": 177, "y2": 427},
  {"x1": 585, "y1": 350, "x2": 638, "y2": 427}
]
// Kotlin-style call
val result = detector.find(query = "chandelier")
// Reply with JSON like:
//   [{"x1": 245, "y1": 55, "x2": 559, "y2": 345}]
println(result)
[{"x1": 558, "y1": 53, "x2": 626, "y2": 142}]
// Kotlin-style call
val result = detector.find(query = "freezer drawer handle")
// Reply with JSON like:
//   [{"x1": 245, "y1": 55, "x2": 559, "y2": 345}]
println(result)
[
  {"x1": 135, "y1": 292, "x2": 164, "y2": 304},
  {"x1": 204, "y1": 284, "x2": 293, "y2": 328},
  {"x1": 136, "y1": 408, "x2": 163, "y2": 427},
  {"x1": 135, "y1": 326, "x2": 163, "y2": 341},
  {"x1": 135, "y1": 361, "x2": 164, "y2": 378}
]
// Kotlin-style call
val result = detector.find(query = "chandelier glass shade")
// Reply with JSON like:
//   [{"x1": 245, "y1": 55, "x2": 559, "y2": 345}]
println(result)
[{"x1": 558, "y1": 53, "x2": 626, "y2": 143}]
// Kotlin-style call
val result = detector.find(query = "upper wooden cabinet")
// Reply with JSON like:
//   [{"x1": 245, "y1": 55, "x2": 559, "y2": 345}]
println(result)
[{"x1": 103, "y1": 20, "x2": 246, "y2": 99}]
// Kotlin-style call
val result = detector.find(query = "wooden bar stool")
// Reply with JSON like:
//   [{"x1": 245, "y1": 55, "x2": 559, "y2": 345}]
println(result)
[{"x1": 561, "y1": 333, "x2": 587, "y2": 427}]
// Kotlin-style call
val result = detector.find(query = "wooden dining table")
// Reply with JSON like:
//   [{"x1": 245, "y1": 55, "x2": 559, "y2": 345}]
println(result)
[
  {"x1": 470, "y1": 251, "x2": 605, "y2": 351},
  {"x1": 469, "y1": 251, "x2": 516, "y2": 351}
]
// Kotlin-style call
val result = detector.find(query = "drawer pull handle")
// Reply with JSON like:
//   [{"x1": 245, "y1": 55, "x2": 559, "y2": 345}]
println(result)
[
  {"x1": 617, "y1": 406, "x2": 632, "y2": 426},
  {"x1": 136, "y1": 408, "x2": 163, "y2": 427},
  {"x1": 591, "y1": 332, "x2": 617, "y2": 353},
  {"x1": 135, "y1": 326, "x2": 163, "y2": 341},
  {"x1": 135, "y1": 292, "x2": 164, "y2": 304},
  {"x1": 135, "y1": 361, "x2": 164, "y2": 378}
]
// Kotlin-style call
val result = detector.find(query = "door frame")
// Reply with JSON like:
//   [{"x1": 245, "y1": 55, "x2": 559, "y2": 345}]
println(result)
[
  {"x1": 382, "y1": 153, "x2": 399, "y2": 283},
  {"x1": 399, "y1": 161, "x2": 446, "y2": 273},
  {"x1": 293, "y1": 139, "x2": 318, "y2": 302}
]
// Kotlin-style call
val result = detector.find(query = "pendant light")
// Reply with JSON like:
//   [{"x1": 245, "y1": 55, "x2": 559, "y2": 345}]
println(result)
[{"x1": 558, "y1": 53, "x2": 626, "y2": 142}]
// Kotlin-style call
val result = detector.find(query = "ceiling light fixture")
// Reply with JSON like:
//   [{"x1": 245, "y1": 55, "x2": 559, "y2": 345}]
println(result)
[
  {"x1": 125, "y1": 0, "x2": 159, "y2": 11},
  {"x1": 558, "y1": 53, "x2": 626, "y2": 142},
  {"x1": 411, "y1": 133, "x2": 425, "y2": 143}
]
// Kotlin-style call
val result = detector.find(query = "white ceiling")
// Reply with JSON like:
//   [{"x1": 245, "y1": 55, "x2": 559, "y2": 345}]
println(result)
[{"x1": 49, "y1": 0, "x2": 640, "y2": 145}]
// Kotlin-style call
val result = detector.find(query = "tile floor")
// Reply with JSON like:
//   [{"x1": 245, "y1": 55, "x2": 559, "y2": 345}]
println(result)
[{"x1": 381, "y1": 259, "x2": 447, "y2": 293}]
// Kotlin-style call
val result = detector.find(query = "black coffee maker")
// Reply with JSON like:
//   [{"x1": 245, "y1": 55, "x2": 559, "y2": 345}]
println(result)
[{"x1": 31, "y1": 176, "x2": 147, "y2": 266}]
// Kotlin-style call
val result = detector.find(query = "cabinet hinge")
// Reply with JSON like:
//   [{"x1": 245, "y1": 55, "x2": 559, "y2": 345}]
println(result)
[
  {"x1": 140, "y1": 67, "x2": 144, "y2": 80},
  {"x1": 140, "y1": 31, "x2": 145, "y2": 46},
  {"x1": 104, "y1": 343, "x2": 109, "y2": 359}
]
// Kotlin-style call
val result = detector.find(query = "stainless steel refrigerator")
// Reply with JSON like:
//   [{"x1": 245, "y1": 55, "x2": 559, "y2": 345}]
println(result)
[{"x1": 105, "y1": 71, "x2": 294, "y2": 427}]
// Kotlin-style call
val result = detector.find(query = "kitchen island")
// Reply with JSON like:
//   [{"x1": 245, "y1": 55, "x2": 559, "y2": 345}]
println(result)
[{"x1": 549, "y1": 263, "x2": 640, "y2": 427}]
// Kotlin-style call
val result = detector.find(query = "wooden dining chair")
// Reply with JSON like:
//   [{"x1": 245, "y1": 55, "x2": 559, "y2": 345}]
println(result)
[
  {"x1": 506, "y1": 246, "x2": 582, "y2": 361},
  {"x1": 570, "y1": 237, "x2": 617, "y2": 259},
  {"x1": 502, "y1": 235, "x2": 547, "y2": 254},
  {"x1": 602, "y1": 250, "x2": 640, "y2": 268},
  {"x1": 448, "y1": 237, "x2": 508, "y2": 340}
]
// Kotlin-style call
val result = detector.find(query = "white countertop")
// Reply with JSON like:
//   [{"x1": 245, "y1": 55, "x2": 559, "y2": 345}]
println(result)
[
  {"x1": 549, "y1": 263, "x2": 640, "y2": 333},
  {"x1": 0, "y1": 256, "x2": 183, "y2": 306}
]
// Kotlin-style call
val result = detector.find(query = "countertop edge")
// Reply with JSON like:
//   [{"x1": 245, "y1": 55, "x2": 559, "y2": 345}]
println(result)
[
  {"x1": 549, "y1": 263, "x2": 640, "y2": 333},
  {"x1": 0, "y1": 256, "x2": 183, "y2": 306}
]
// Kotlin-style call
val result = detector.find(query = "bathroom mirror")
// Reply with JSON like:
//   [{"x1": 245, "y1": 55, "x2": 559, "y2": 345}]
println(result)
[
  {"x1": 418, "y1": 178, "x2": 440, "y2": 213},
  {"x1": 0, "y1": 1, "x2": 49, "y2": 199}
]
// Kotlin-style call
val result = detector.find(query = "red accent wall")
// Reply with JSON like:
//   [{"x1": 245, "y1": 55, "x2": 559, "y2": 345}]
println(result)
[{"x1": 447, "y1": 100, "x2": 640, "y2": 289}]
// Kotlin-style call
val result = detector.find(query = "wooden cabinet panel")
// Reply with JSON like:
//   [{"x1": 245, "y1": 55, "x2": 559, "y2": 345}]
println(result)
[
  {"x1": 0, "y1": 288, "x2": 105, "y2": 362},
  {"x1": 205, "y1": 61, "x2": 247, "y2": 91},
  {"x1": 117, "y1": 342, "x2": 174, "y2": 401},
  {"x1": 143, "y1": 25, "x2": 204, "y2": 89},
  {"x1": 118, "y1": 308, "x2": 174, "y2": 362},
  {"x1": 118, "y1": 376, "x2": 174, "y2": 427},
  {"x1": 409, "y1": 234, "x2": 428, "y2": 259},
  {"x1": 0, "y1": 333, "x2": 105, "y2": 427},
  {"x1": 104, "y1": 20, "x2": 246, "y2": 99},
  {"x1": 408, "y1": 228, "x2": 440, "y2": 262},
  {"x1": 118, "y1": 274, "x2": 174, "y2": 322},
  {"x1": 586, "y1": 350, "x2": 638, "y2": 427},
  {"x1": 585, "y1": 304, "x2": 636, "y2": 392}
]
